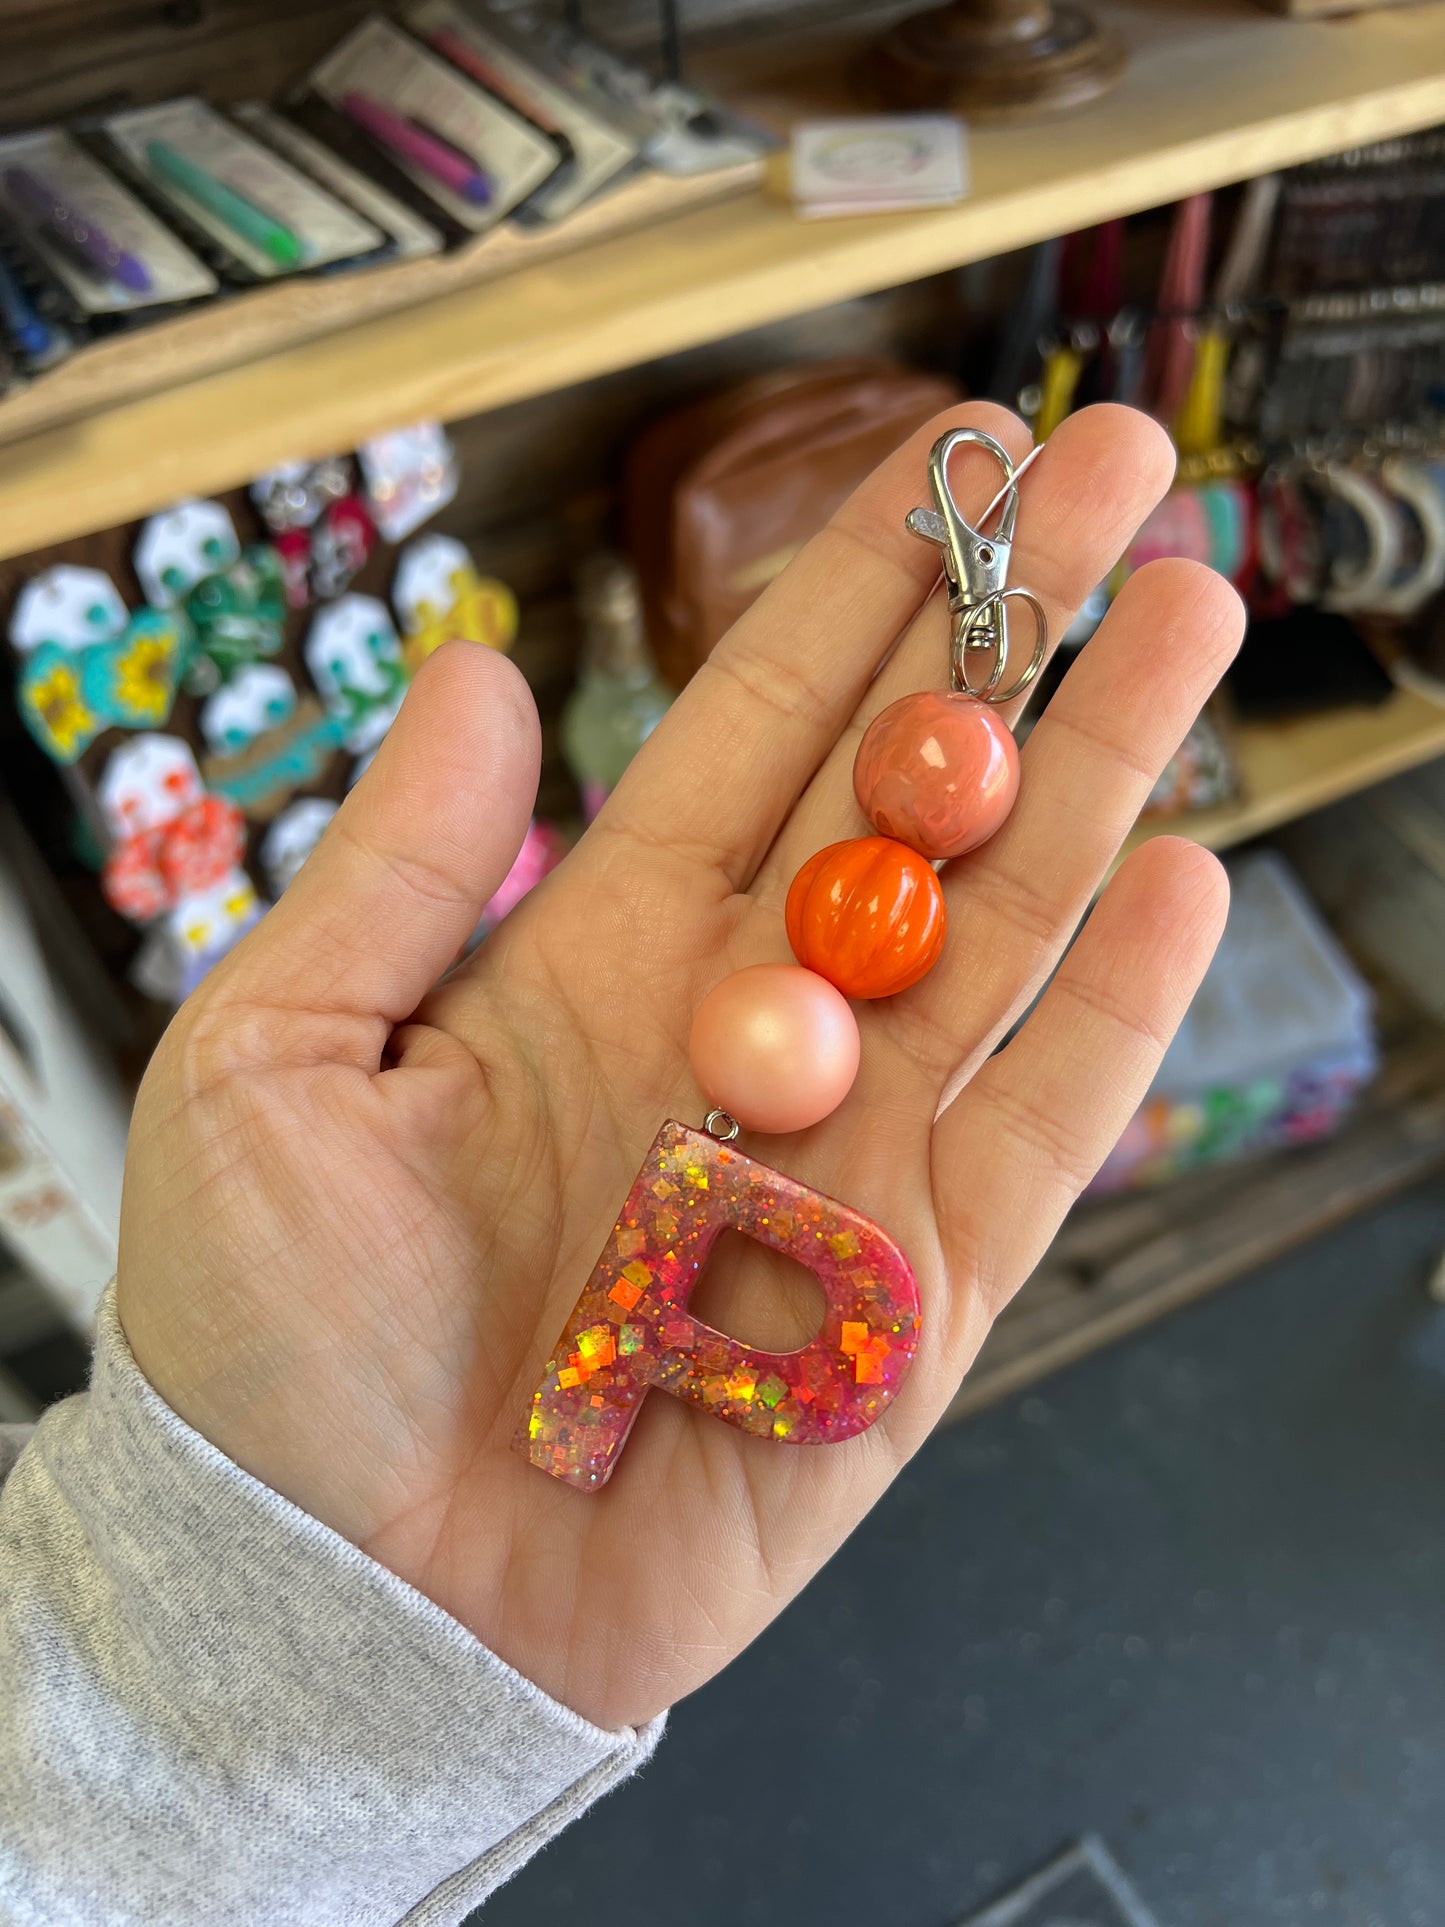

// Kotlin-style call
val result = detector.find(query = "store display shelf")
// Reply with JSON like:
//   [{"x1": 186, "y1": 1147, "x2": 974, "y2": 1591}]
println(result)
[
  {"x1": 1123, "y1": 688, "x2": 1445, "y2": 866},
  {"x1": 945, "y1": 1005, "x2": 1445, "y2": 1425},
  {"x1": 1, "y1": 0, "x2": 1444, "y2": 561},
  {"x1": 956, "y1": 699, "x2": 1445, "y2": 1420}
]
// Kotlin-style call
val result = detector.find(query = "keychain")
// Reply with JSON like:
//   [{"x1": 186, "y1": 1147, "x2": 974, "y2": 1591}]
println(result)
[
  {"x1": 303, "y1": 594, "x2": 408, "y2": 751},
  {"x1": 97, "y1": 735, "x2": 246, "y2": 924},
  {"x1": 10, "y1": 566, "x2": 187, "y2": 762},
  {"x1": 1319, "y1": 460, "x2": 1404, "y2": 614},
  {"x1": 358, "y1": 423, "x2": 458, "y2": 543},
  {"x1": 1032, "y1": 332, "x2": 1087, "y2": 443},
  {"x1": 183, "y1": 545, "x2": 288, "y2": 695},
  {"x1": 199, "y1": 664, "x2": 299, "y2": 757},
  {"x1": 252, "y1": 458, "x2": 373, "y2": 607},
  {"x1": 1374, "y1": 454, "x2": 1445, "y2": 618},
  {"x1": 521, "y1": 431, "x2": 1046, "y2": 1491},
  {"x1": 16, "y1": 609, "x2": 187, "y2": 763},
  {"x1": 251, "y1": 456, "x2": 352, "y2": 533},
  {"x1": 260, "y1": 797, "x2": 338, "y2": 897},
  {"x1": 393, "y1": 533, "x2": 519, "y2": 668}
]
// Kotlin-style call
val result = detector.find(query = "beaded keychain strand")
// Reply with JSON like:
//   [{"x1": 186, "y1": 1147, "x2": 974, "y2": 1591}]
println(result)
[{"x1": 523, "y1": 430, "x2": 1048, "y2": 1491}]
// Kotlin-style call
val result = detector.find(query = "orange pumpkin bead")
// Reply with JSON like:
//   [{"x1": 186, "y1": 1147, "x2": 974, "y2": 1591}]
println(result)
[{"x1": 785, "y1": 836, "x2": 946, "y2": 1000}]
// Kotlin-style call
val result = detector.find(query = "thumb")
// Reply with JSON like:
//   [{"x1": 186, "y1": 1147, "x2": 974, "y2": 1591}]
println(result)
[{"x1": 204, "y1": 640, "x2": 540, "y2": 1039}]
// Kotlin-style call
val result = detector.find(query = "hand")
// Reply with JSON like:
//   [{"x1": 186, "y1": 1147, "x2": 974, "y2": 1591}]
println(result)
[{"x1": 118, "y1": 403, "x2": 1242, "y2": 1731}]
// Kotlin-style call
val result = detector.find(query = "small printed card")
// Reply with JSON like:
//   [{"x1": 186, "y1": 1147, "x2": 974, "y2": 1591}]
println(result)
[
  {"x1": 103, "y1": 97, "x2": 385, "y2": 279},
  {"x1": 791, "y1": 114, "x2": 968, "y2": 218},
  {"x1": 307, "y1": 15, "x2": 561, "y2": 234},
  {"x1": 235, "y1": 104, "x2": 443, "y2": 261},
  {"x1": 0, "y1": 126, "x2": 217, "y2": 312}
]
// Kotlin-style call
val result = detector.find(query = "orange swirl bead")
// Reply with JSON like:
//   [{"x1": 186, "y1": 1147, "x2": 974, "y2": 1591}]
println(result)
[
  {"x1": 853, "y1": 690, "x2": 1019, "y2": 861},
  {"x1": 785, "y1": 836, "x2": 946, "y2": 1000}
]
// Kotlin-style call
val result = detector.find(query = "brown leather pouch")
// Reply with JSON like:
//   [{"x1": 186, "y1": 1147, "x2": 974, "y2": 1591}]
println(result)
[{"x1": 622, "y1": 358, "x2": 961, "y2": 687}]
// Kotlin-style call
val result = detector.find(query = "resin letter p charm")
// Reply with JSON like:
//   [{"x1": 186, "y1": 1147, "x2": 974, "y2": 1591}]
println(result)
[{"x1": 520, "y1": 1123, "x2": 921, "y2": 1491}]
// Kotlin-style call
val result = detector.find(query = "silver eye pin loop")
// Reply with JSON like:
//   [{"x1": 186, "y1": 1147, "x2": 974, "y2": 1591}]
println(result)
[{"x1": 906, "y1": 430, "x2": 1050, "y2": 706}]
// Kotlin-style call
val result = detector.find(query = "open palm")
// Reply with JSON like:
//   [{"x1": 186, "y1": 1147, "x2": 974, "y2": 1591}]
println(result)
[{"x1": 118, "y1": 401, "x2": 1242, "y2": 1732}]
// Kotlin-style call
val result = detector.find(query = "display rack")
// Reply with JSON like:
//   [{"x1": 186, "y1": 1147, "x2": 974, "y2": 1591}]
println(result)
[
  {"x1": 947, "y1": 1004, "x2": 1445, "y2": 1422},
  {"x1": 1, "y1": 0, "x2": 1444, "y2": 560},
  {"x1": 1122, "y1": 689, "x2": 1445, "y2": 869}
]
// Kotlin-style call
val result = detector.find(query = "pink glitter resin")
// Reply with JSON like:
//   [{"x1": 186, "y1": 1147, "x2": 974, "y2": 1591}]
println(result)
[{"x1": 520, "y1": 1122, "x2": 922, "y2": 1491}]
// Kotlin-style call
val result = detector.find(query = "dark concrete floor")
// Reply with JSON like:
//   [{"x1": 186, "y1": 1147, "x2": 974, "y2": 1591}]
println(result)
[{"x1": 476, "y1": 1178, "x2": 1445, "y2": 1927}]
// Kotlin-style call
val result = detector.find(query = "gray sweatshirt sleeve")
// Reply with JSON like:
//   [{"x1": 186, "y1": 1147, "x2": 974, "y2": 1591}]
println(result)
[{"x1": 0, "y1": 1287, "x2": 663, "y2": 1927}]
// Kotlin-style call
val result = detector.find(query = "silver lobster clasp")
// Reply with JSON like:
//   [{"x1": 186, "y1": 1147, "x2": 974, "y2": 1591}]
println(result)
[{"x1": 906, "y1": 428, "x2": 1048, "y2": 705}]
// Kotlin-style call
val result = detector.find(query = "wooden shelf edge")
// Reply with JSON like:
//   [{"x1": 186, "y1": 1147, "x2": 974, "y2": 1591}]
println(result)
[
  {"x1": 0, "y1": 159, "x2": 764, "y2": 454},
  {"x1": 943, "y1": 1027, "x2": 1445, "y2": 1425},
  {"x1": 1123, "y1": 689, "x2": 1445, "y2": 867},
  {"x1": 0, "y1": 1, "x2": 1443, "y2": 559}
]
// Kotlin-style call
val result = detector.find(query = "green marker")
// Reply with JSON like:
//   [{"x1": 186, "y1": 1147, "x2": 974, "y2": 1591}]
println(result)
[{"x1": 146, "y1": 140, "x2": 304, "y2": 269}]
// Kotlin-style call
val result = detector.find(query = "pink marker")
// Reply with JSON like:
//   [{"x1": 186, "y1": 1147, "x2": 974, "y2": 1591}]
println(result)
[{"x1": 340, "y1": 91, "x2": 492, "y2": 206}]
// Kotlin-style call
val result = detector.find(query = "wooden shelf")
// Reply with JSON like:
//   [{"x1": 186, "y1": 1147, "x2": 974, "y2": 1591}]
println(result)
[
  {"x1": 945, "y1": 1002, "x2": 1445, "y2": 1425},
  {"x1": 1124, "y1": 687, "x2": 1445, "y2": 865},
  {"x1": 961, "y1": 695, "x2": 1445, "y2": 1417},
  {"x1": 2, "y1": 0, "x2": 1445, "y2": 560}
]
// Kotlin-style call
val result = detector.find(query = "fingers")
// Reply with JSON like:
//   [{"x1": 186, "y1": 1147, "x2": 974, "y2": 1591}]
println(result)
[
  {"x1": 933, "y1": 837, "x2": 1229, "y2": 1358},
  {"x1": 890, "y1": 557, "x2": 1244, "y2": 1092},
  {"x1": 754, "y1": 404, "x2": 1178, "y2": 897},
  {"x1": 596, "y1": 400, "x2": 1030, "y2": 889},
  {"x1": 202, "y1": 642, "x2": 540, "y2": 1053}
]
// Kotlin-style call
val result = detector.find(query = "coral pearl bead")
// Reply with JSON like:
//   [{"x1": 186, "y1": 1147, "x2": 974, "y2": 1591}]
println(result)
[
  {"x1": 853, "y1": 691, "x2": 1019, "y2": 861},
  {"x1": 689, "y1": 963, "x2": 860, "y2": 1134},
  {"x1": 787, "y1": 836, "x2": 946, "y2": 999}
]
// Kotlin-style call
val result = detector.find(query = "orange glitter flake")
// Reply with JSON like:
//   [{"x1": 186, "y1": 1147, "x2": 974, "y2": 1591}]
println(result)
[
  {"x1": 855, "y1": 1352, "x2": 885, "y2": 1385},
  {"x1": 839, "y1": 1321, "x2": 870, "y2": 1356},
  {"x1": 557, "y1": 1367, "x2": 583, "y2": 1390},
  {"x1": 577, "y1": 1327, "x2": 617, "y2": 1369},
  {"x1": 608, "y1": 1278, "x2": 643, "y2": 1312},
  {"x1": 615, "y1": 1226, "x2": 647, "y2": 1259}
]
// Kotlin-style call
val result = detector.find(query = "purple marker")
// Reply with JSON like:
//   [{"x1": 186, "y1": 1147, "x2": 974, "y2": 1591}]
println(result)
[
  {"x1": 4, "y1": 164, "x2": 152, "y2": 293},
  {"x1": 340, "y1": 91, "x2": 492, "y2": 206}
]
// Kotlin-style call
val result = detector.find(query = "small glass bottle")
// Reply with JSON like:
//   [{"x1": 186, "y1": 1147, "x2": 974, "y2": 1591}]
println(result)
[{"x1": 562, "y1": 554, "x2": 673, "y2": 822}]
